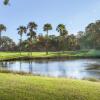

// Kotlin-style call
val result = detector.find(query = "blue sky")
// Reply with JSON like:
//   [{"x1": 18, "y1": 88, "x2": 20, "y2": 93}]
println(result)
[{"x1": 0, "y1": 0, "x2": 100, "y2": 43}]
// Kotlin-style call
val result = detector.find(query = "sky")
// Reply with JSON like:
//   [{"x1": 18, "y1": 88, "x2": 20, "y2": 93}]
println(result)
[{"x1": 0, "y1": 0, "x2": 100, "y2": 43}]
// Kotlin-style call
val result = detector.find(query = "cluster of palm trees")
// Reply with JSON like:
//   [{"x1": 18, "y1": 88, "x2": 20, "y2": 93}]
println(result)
[
  {"x1": 17, "y1": 22, "x2": 38, "y2": 56},
  {"x1": 0, "y1": 22, "x2": 69, "y2": 55},
  {"x1": 17, "y1": 22, "x2": 68, "y2": 55}
]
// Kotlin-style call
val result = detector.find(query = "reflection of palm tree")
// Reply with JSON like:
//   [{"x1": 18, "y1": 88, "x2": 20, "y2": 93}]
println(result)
[
  {"x1": 0, "y1": 62, "x2": 4, "y2": 68},
  {"x1": 58, "y1": 62, "x2": 66, "y2": 77},
  {"x1": 20, "y1": 61, "x2": 22, "y2": 72},
  {"x1": 6, "y1": 61, "x2": 14, "y2": 69},
  {"x1": 29, "y1": 61, "x2": 33, "y2": 73},
  {"x1": 45, "y1": 60, "x2": 49, "y2": 76},
  {"x1": 0, "y1": 62, "x2": 9, "y2": 71},
  {"x1": 0, "y1": 62, "x2": 8, "y2": 68},
  {"x1": 60, "y1": 67, "x2": 66, "y2": 77}
]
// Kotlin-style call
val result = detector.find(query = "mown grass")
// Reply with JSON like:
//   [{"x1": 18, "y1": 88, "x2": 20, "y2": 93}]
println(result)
[
  {"x1": 0, "y1": 50, "x2": 100, "y2": 61},
  {"x1": 0, "y1": 73, "x2": 100, "y2": 100}
]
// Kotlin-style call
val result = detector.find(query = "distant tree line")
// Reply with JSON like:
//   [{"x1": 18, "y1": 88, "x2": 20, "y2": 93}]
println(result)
[
  {"x1": 77, "y1": 20, "x2": 100, "y2": 50},
  {"x1": 0, "y1": 20, "x2": 100, "y2": 54}
]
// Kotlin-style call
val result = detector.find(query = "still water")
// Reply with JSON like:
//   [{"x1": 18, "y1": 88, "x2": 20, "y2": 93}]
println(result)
[{"x1": 0, "y1": 59, "x2": 100, "y2": 79}]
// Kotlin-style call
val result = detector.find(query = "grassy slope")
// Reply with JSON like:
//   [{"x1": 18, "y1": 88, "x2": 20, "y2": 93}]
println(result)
[
  {"x1": 0, "y1": 73, "x2": 100, "y2": 100},
  {"x1": 0, "y1": 50, "x2": 100, "y2": 61}
]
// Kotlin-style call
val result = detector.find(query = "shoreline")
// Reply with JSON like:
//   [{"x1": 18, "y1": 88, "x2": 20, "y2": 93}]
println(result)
[
  {"x1": 0, "y1": 70, "x2": 99, "y2": 82},
  {"x1": 0, "y1": 55, "x2": 100, "y2": 61},
  {"x1": 0, "y1": 50, "x2": 100, "y2": 61}
]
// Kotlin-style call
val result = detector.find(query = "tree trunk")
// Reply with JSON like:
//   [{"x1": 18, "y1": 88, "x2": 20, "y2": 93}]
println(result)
[
  {"x1": 20, "y1": 36, "x2": 22, "y2": 56},
  {"x1": 30, "y1": 39, "x2": 32, "y2": 57},
  {"x1": 62, "y1": 36, "x2": 65, "y2": 53},
  {"x1": 0, "y1": 32, "x2": 1, "y2": 51},
  {"x1": 46, "y1": 31, "x2": 48, "y2": 55}
]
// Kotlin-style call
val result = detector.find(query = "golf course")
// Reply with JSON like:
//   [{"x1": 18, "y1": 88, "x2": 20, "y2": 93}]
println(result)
[
  {"x1": 0, "y1": 50, "x2": 100, "y2": 61},
  {"x1": 0, "y1": 50, "x2": 100, "y2": 100},
  {"x1": 0, "y1": 73, "x2": 100, "y2": 100},
  {"x1": 0, "y1": 0, "x2": 100, "y2": 100}
]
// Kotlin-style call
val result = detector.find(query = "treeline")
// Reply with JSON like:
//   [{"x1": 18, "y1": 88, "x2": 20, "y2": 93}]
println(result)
[
  {"x1": 0, "y1": 20, "x2": 100, "y2": 54},
  {"x1": 77, "y1": 20, "x2": 100, "y2": 49}
]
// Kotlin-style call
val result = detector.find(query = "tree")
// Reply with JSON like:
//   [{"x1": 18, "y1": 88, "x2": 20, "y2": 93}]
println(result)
[
  {"x1": 48, "y1": 35, "x2": 59, "y2": 51},
  {"x1": 77, "y1": 31, "x2": 85, "y2": 49},
  {"x1": 67, "y1": 34, "x2": 78, "y2": 50},
  {"x1": 1, "y1": 36, "x2": 16, "y2": 51},
  {"x1": 56, "y1": 24, "x2": 68, "y2": 52},
  {"x1": 17, "y1": 26, "x2": 27, "y2": 55},
  {"x1": 27, "y1": 22, "x2": 37, "y2": 56},
  {"x1": 3, "y1": 0, "x2": 9, "y2": 5},
  {"x1": 84, "y1": 21, "x2": 100, "y2": 49},
  {"x1": 56, "y1": 24, "x2": 66, "y2": 36},
  {"x1": 43, "y1": 23, "x2": 52, "y2": 55},
  {"x1": 0, "y1": 24, "x2": 6, "y2": 50}
]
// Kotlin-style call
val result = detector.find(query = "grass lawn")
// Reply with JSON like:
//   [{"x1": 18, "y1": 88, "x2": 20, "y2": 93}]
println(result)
[
  {"x1": 0, "y1": 73, "x2": 100, "y2": 100},
  {"x1": 0, "y1": 50, "x2": 100, "y2": 61}
]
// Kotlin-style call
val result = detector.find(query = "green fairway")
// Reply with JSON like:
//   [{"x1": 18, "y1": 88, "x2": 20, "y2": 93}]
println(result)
[
  {"x1": 0, "y1": 50, "x2": 100, "y2": 61},
  {"x1": 0, "y1": 73, "x2": 100, "y2": 100}
]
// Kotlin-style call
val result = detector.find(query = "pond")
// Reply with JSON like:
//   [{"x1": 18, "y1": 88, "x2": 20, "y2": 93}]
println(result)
[{"x1": 0, "y1": 59, "x2": 100, "y2": 79}]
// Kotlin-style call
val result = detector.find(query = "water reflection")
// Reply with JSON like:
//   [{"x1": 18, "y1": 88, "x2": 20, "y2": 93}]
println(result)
[{"x1": 0, "y1": 59, "x2": 100, "y2": 79}]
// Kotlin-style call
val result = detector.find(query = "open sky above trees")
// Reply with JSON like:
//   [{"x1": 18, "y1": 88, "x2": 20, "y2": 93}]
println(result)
[{"x1": 0, "y1": 0, "x2": 100, "y2": 43}]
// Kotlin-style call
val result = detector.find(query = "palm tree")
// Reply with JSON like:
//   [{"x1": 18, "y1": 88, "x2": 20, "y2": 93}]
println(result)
[
  {"x1": 3, "y1": 0, "x2": 9, "y2": 5},
  {"x1": 43, "y1": 23, "x2": 52, "y2": 55},
  {"x1": 61, "y1": 29, "x2": 68, "y2": 52},
  {"x1": 27, "y1": 22, "x2": 37, "y2": 56},
  {"x1": 56, "y1": 24, "x2": 66, "y2": 36},
  {"x1": 17, "y1": 26, "x2": 27, "y2": 55},
  {"x1": 0, "y1": 24, "x2": 6, "y2": 50},
  {"x1": 56, "y1": 24, "x2": 68, "y2": 53}
]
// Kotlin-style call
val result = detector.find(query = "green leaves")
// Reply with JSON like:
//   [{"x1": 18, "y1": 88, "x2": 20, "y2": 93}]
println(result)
[
  {"x1": 0, "y1": 24, "x2": 6, "y2": 32},
  {"x1": 3, "y1": 0, "x2": 9, "y2": 5},
  {"x1": 27, "y1": 22, "x2": 37, "y2": 30},
  {"x1": 17, "y1": 26, "x2": 27, "y2": 36},
  {"x1": 43, "y1": 23, "x2": 52, "y2": 32},
  {"x1": 56, "y1": 24, "x2": 68, "y2": 36}
]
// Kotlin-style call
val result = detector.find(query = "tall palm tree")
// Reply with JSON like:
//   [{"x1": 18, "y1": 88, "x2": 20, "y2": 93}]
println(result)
[
  {"x1": 56, "y1": 24, "x2": 68, "y2": 53},
  {"x1": 56, "y1": 24, "x2": 66, "y2": 36},
  {"x1": 43, "y1": 23, "x2": 52, "y2": 55},
  {"x1": 27, "y1": 22, "x2": 37, "y2": 56},
  {"x1": 0, "y1": 24, "x2": 6, "y2": 50},
  {"x1": 17, "y1": 26, "x2": 27, "y2": 55}
]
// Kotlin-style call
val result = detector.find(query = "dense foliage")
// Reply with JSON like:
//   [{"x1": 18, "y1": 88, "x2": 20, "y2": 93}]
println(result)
[
  {"x1": 0, "y1": 20, "x2": 100, "y2": 53},
  {"x1": 77, "y1": 20, "x2": 100, "y2": 49}
]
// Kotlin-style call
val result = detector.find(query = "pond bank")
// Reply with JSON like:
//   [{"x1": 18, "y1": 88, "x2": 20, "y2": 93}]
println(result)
[
  {"x1": 0, "y1": 56, "x2": 100, "y2": 61},
  {"x1": 0, "y1": 50, "x2": 100, "y2": 61}
]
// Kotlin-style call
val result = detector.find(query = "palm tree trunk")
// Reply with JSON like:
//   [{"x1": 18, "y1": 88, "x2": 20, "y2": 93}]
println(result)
[
  {"x1": 20, "y1": 36, "x2": 22, "y2": 56},
  {"x1": 31, "y1": 39, "x2": 32, "y2": 57},
  {"x1": 46, "y1": 31, "x2": 48, "y2": 55},
  {"x1": 31, "y1": 46, "x2": 32, "y2": 57},
  {"x1": 0, "y1": 32, "x2": 1, "y2": 51},
  {"x1": 29, "y1": 39, "x2": 32, "y2": 57},
  {"x1": 0, "y1": 31, "x2": 2, "y2": 51},
  {"x1": 62, "y1": 37, "x2": 65, "y2": 53}
]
